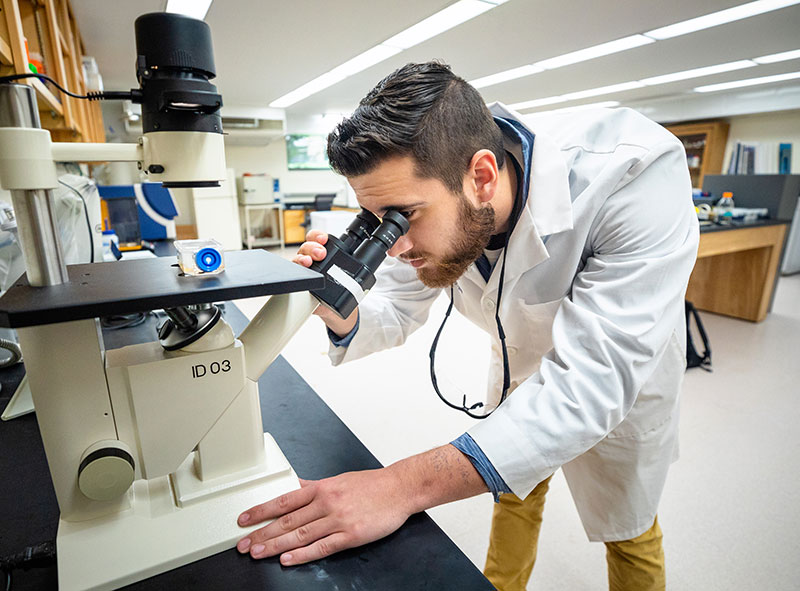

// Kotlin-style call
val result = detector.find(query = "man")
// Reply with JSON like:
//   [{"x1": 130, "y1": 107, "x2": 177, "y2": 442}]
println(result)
[{"x1": 236, "y1": 61, "x2": 698, "y2": 590}]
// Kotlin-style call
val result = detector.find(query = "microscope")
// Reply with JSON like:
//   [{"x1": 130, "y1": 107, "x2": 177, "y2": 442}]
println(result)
[{"x1": 0, "y1": 13, "x2": 407, "y2": 591}]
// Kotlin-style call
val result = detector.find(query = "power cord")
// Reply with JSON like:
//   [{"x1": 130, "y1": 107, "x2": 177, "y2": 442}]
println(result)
[
  {"x1": 101, "y1": 312, "x2": 149, "y2": 330},
  {"x1": 0, "y1": 540, "x2": 57, "y2": 590},
  {"x1": 0, "y1": 73, "x2": 136, "y2": 102}
]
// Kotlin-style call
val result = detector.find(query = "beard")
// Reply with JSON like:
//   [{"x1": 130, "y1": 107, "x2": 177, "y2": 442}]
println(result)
[{"x1": 411, "y1": 195, "x2": 496, "y2": 289}]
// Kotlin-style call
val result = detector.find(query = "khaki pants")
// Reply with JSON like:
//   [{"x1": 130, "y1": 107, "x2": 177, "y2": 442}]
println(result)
[{"x1": 484, "y1": 475, "x2": 665, "y2": 591}]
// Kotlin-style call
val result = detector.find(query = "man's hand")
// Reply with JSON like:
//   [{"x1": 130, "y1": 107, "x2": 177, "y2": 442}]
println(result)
[
  {"x1": 236, "y1": 468, "x2": 411, "y2": 566},
  {"x1": 291, "y1": 229, "x2": 330, "y2": 269},
  {"x1": 236, "y1": 445, "x2": 488, "y2": 566},
  {"x1": 292, "y1": 229, "x2": 358, "y2": 338}
]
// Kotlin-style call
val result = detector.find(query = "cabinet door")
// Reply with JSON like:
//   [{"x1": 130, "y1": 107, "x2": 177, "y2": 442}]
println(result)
[
  {"x1": 283, "y1": 210, "x2": 307, "y2": 244},
  {"x1": 666, "y1": 121, "x2": 729, "y2": 189}
]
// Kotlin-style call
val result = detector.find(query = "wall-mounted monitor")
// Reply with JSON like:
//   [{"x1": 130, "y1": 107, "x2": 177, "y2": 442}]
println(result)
[{"x1": 286, "y1": 134, "x2": 330, "y2": 171}]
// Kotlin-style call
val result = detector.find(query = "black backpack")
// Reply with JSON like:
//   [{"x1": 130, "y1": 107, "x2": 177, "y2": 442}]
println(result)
[{"x1": 685, "y1": 300, "x2": 711, "y2": 371}]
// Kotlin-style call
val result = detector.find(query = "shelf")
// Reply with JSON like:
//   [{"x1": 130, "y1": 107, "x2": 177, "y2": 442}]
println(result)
[
  {"x1": 58, "y1": 30, "x2": 69, "y2": 56},
  {"x1": 0, "y1": 0, "x2": 102, "y2": 141},
  {"x1": 29, "y1": 77, "x2": 64, "y2": 115},
  {"x1": 0, "y1": 36, "x2": 12, "y2": 65},
  {"x1": 240, "y1": 203, "x2": 284, "y2": 250}
]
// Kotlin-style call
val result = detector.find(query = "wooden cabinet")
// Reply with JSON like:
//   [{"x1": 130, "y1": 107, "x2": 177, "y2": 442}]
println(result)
[
  {"x1": 0, "y1": 0, "x2": 104, "y2": 142},
  {"x1": 687, "y1": 223, "x2": 787, "y2": 322},
  {"x1": 283, "y1": 209, "x2": 307, "y2": 245},
  {"x1": 666, "y1": 121, "x2": 729, "y2": 189},
  {"x1": 282, "y1": 206, "x2": 360, "y2": 245}
]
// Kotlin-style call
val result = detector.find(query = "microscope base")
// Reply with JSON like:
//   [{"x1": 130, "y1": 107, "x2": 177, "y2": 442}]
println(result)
[{"x1": 56, "y1": 433, "x2": 299, "y2": 591}]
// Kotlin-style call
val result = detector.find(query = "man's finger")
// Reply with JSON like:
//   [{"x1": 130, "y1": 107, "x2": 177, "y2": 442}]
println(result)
[
  {"x1": 296, "y1": 242, "x2": 327, "y2": 261},
  {"x1": 238, "y1": 501, "x2": 327, "y2": 552},
  {"x1": 238, "y1": 485, "x2": 315, "y2": 526},
  {"x1": 279, "y1": 532, "x2": 353, "y2": 566},
  {"x1": 306, "y1": 230, "x2": 328, "y2": 244},
  {"x1": 292, "y1": 254, "x2": 312, "y2": 267},
  {"x1": 248, "y1": 517, "x2": 336, "y2": 559}
]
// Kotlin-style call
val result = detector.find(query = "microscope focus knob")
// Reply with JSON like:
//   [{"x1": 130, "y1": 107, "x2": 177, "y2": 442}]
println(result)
[{"x1": 78, "y1": 440, "x2": 136, "y2": 502}]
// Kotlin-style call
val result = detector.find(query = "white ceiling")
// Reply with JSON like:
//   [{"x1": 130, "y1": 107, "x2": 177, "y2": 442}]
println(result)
[{"x1": 72, "y1": 0, "x2": 800, "y2": 123}]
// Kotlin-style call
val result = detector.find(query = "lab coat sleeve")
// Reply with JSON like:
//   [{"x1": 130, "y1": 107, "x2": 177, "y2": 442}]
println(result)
[
  {"x1": 328, "y1": 256, "x2": 441, "y2": 365},
  {"x1": 468, "y1": 139, "x2": 699, "y2": 499}
]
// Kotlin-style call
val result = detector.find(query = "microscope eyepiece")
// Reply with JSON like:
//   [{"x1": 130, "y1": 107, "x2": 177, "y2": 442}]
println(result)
[
  {"x1": 351, "y1": 210, "x2": 409, "y2": 273},
  {"x1": 373, "y1": 210, "x2": 410, "y2": 248},
  {"x1": 337, "y1": 209, "x2": 380, "y2": 253},
  {"x1": 310, "y1": 208, "x2": 410, "y2": 319}
]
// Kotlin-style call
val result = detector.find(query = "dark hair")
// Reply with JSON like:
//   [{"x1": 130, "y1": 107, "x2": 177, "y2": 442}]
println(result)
[{"x1": 327, "y1": 61, "x2": 505, "y2": 194}]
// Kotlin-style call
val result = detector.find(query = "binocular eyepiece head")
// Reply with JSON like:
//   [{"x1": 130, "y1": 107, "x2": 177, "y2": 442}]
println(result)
[
  {"x1": 348, "y1": 210, "x2": 409, "y2": 272},
  {"x1": 310, "y1": 208, "x2": 410, "y2": 319}
]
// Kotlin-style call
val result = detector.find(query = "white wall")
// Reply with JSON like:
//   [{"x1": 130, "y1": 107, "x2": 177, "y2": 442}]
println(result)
[
  {"x1": 722, "y1": 110, "x2": 800, "y2": 174},
  {"x1": 223, "y1": 140, "x2": 347, "y2": 196},
  {"x1": 223, "y1": 111, "x2": 357, "y2": 205}
]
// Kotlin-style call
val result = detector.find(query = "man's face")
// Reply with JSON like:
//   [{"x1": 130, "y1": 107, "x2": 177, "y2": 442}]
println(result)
[{"x1": 348, "y1": 156, "x2": 496, "y2": 288}]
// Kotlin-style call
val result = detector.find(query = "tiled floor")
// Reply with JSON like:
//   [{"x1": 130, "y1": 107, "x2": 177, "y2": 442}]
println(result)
[{"x1": 237, "y1": 246, "x2": 800, "y2": 590}]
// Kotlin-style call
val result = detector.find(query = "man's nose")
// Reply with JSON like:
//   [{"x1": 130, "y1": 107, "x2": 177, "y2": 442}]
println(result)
[{"x1": 387, "y1": 235, "x2": 412, "y2": 257}]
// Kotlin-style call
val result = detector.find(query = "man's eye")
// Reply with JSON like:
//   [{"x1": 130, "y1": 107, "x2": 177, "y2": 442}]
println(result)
[{"x1": 398, "y1": 210, "x2": 414, "y2": 219}]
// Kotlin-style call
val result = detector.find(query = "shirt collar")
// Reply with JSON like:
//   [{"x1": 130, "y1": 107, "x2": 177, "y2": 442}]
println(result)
[
  {"x1": 475, "y1": 117, "x2": 532, "y2": 282},
  {"x1": 488, "y1": 102, "x2": 573, "y2": 239}
]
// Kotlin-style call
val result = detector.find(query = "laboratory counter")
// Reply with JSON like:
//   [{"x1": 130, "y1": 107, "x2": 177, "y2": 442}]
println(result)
[
  {"x1": 0, "y1": 303, "x2": 493, "y2": 590},
  {"x1": 689, "y1": 219, "x2": 789, "y2": 322},
  {"x1": 697, "y1": 217, "x2": 788, "y2": 234}
]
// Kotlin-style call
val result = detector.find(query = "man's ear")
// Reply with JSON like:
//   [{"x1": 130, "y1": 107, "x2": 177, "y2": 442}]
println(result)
[{"x1": 467, "y1": 149, "x2": 499, "y2": 204}]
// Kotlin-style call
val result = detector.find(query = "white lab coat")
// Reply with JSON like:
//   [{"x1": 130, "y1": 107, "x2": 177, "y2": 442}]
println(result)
[{"x1": 329, "y1": 103, "x2": 699, "y2": 542}]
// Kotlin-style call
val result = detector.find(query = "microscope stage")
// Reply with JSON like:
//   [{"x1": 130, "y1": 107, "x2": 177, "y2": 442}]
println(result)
[{"x1": 0, "y1": 249, "x2": 324, "y2": 328}]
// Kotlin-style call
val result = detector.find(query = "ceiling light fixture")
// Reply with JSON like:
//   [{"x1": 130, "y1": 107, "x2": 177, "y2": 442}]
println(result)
[
  {"x1": 508, "y1": 82, "x2": 643, "y2": 111},
  {"x1": 505, "y1": 95, "x2": 568, "y2": 111},
  {"x1": 533, "y1": 35, "x2": 654, "y2": 70},
  {"x1": 469, "y1": 35, "x2": 653, "y2": 88},
  {"x1": 559, "y1": 81, "x2": 645, "y2": 102},
  {"x1": 527, "y1": 101, "x2": 621, "y2": 117},
  {"x1": 383, "y1": 0, "x2": 499, "y2": 49},
  {"x1": 270, "y1": 0, "x2": 506, "y2": 108},
  {"x1": 470, "y1": 65, "x2": 544, "y2": 89},
  {"x1": 694, "y1": 70, "x2": 800, "y2": 92},
  {"x1": 753, "y1": 48, "x2": 800, "y2": 63},
  {"x1": 644, "y1": 0, "x2": 800, "y2": 40},
  {"x1": 508, "y1": 55, "x2": 781, "y2": 112},
  {"x1": 270, "y1": 46, "x2": 401, "y2": 109},
  {"x1": 639, "y1": 60, "x2": 756, "y2": 86},
  {"x1": 469, "y1": 0, "x2": 800, "y2": 91},
  {"x1": 165, "y1": 0, "x2": 213, "y2": 20}
]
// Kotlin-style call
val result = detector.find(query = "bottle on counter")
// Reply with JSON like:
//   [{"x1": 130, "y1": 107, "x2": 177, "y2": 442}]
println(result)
[
  {"x1": 101, "y1": 229, "x2": 120, "y2": 261},
  {"x1": 714, "y1": 191, "x2": 735, "y2": 222}
]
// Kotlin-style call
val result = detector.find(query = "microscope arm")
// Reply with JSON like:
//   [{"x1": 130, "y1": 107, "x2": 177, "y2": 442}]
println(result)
[{"x1": 238, "y1": 291, "x2": 320, "y2": 382}]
